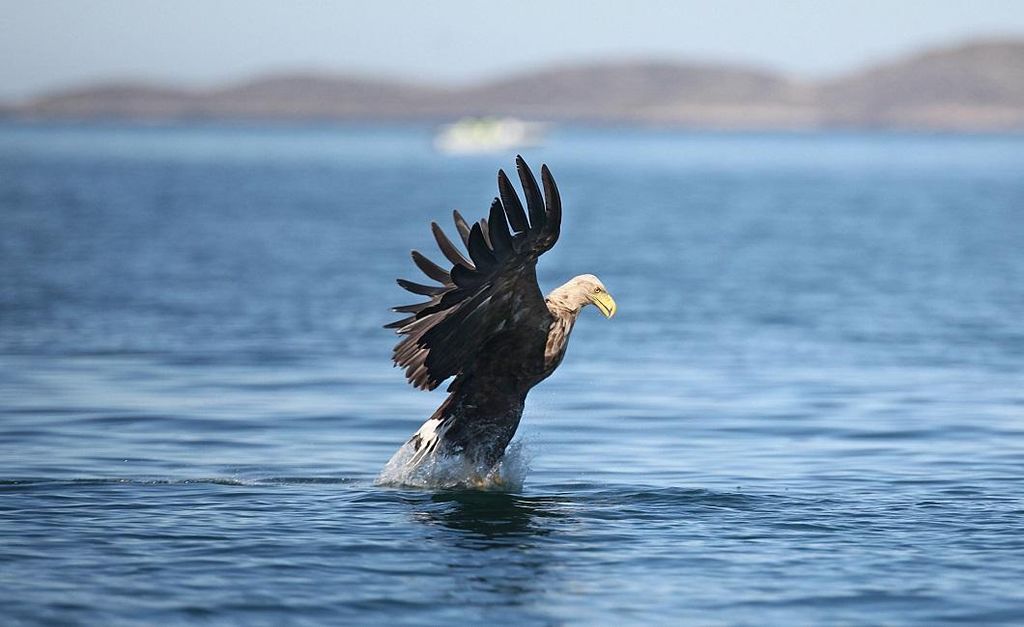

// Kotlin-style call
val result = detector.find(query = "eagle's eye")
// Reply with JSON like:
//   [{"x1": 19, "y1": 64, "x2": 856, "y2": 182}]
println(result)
[{"x1": 594, "y1": 287, "x2": 604, "y2": 293}]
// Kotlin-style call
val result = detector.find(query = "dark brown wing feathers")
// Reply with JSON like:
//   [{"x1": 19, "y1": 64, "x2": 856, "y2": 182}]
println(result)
[
  {"x1": 431, "y1": 222, "x2": 474, "y2": 269},
  {"x1": 498, "y1": 169, "x2": 530, "y2": 233},
  {"x1": 411, "y1": 250, "x2": 450, "y2": 283},
  {"x1": 387, "y1": 157, "x2": 562, "y2": 390},
  {"x1": 452, "y1": 210, "x2": 472, "y2": 248},
  {"x1": 487, "y1": 198, "x2": 514, "y2": 258},
  {"x1": 467, "y1": 223, "x2": 497, "y2": 271},
  {"x1": 518, "y1": 157, "x2": 547, "y2": 231},
  {"x1": 541, "y1": 164, "x2": 562, "y2": 246}
]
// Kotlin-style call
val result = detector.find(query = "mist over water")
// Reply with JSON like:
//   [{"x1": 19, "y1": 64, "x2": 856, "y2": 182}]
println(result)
[{"x1": 1, "y1": 123, "x2": 1023, "y2": 624}]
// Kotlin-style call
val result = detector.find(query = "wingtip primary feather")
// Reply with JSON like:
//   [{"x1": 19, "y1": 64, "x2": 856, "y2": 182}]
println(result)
[
  {"x1": 397, "y1": 278, "x2": 445, "y2": 296},
  {"x1": 498, "y1": 169, "x2": 529, "y2": 233},
  {"x1": 487, "y1": 197, "x2": 514, "y2": 257},
  {"x1": 453, "y1": 210, "x2": 472, "y2": 247},
  {"x1": 540, "y1": 164, "x2": 562, "y2": 233},
  {"x1": 431, "y1": 221, "x2": 474, "y2": 270},
  {"x1": 466, "y1": 222, "x2": 497, "y2": 270},
  {"x1": 411, "y1": 250, "x2": 451, "y2": 284},
  {"x1": 516, "y1": 156, "x2": 547, "y2": 231}
]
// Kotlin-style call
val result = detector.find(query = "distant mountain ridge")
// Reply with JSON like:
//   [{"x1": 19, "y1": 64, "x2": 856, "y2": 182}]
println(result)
[{"x1": 7, "y1": 39, "x2": 1024, "y2": 131}]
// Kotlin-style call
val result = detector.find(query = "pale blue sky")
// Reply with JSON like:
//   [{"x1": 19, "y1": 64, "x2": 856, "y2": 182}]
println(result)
[{"x1": 2, "y1": 0, "x2": 1023, "y2": 100}]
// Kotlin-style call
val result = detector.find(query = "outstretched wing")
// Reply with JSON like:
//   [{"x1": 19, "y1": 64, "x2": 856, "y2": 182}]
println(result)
[{"x1": 386, "y1": 156, "x2": 562, "y2": 391}]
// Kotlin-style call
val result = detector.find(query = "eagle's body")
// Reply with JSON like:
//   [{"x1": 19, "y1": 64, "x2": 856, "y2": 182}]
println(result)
[{"x1": 381, "y1": 158, "x2": 615, "y2": 485}]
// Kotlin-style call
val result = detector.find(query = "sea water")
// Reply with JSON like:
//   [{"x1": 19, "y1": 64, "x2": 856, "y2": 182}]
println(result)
[{"x1": 2, "y1": 123, "x2": 1023, "y2": 624}]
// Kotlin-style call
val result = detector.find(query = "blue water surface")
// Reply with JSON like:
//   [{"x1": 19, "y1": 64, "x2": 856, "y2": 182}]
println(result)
[{"x1": 1, "y1": 123, "x2": 1023, "y2": 625}]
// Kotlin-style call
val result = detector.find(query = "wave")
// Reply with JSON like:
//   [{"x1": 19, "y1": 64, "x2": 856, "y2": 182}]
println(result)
[{"x1": 0, "y1": 476, "x2": 363, "y2": 488}]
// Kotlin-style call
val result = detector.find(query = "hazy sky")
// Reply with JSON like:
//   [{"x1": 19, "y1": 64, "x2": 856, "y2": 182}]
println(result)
[{"x1": 2, "y1": 0, "x2": 1023, "y2": 100}]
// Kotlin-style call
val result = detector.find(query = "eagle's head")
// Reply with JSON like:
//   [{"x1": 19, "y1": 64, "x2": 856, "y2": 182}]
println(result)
[{"x1": 548, "y1": 274, "x2": 617, "y2": 318}]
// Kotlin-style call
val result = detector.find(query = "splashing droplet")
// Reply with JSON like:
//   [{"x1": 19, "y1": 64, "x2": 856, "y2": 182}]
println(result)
[{"x1": 375, "y1": 438, "x2": 530, "y2": 491}]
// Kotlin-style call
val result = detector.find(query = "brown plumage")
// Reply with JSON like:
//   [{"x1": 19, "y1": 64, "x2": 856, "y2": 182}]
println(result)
[{"x1": 383, "y1": 157, "x2": 616, "y2": 480}]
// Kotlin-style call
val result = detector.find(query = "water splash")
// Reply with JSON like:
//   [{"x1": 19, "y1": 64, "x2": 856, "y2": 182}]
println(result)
[{"x1": 375, "y1": 439, "x2": 530, "y2": 491}]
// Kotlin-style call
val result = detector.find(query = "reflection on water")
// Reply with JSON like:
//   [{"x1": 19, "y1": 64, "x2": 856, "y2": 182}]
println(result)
[
  {"x1": 418, "y1": 491, "x2": 569, "y2": 541},
  {"x1": 406, "y1": 490, "x2": 573, "y2": 613}
]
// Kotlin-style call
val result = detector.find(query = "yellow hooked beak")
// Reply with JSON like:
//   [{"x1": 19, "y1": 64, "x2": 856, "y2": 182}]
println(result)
[{"x1": 590, "y1": 291, "x2": 617, "y2": 318}]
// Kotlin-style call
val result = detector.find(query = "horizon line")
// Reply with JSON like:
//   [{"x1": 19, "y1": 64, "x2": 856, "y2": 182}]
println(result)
[{"x1": 7, "y1": 34, "x2": 1022, "y2": 105}]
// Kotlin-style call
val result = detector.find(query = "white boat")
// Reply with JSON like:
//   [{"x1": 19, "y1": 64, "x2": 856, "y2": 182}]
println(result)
[{"x1": 434, "y1": 117, "x2": 547, "y2": 154}]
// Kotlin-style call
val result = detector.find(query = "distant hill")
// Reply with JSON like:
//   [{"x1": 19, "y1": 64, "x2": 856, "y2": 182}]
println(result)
[
  {"x1": 18, "y1": 75, "x2": 448, "y2": 120},
  {"x1": 7, "y1": 39, "x2": 1024, "y2": 131},
  {"x1": 818, "y1": 40, "x2": 1024, "y2": 129}
]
